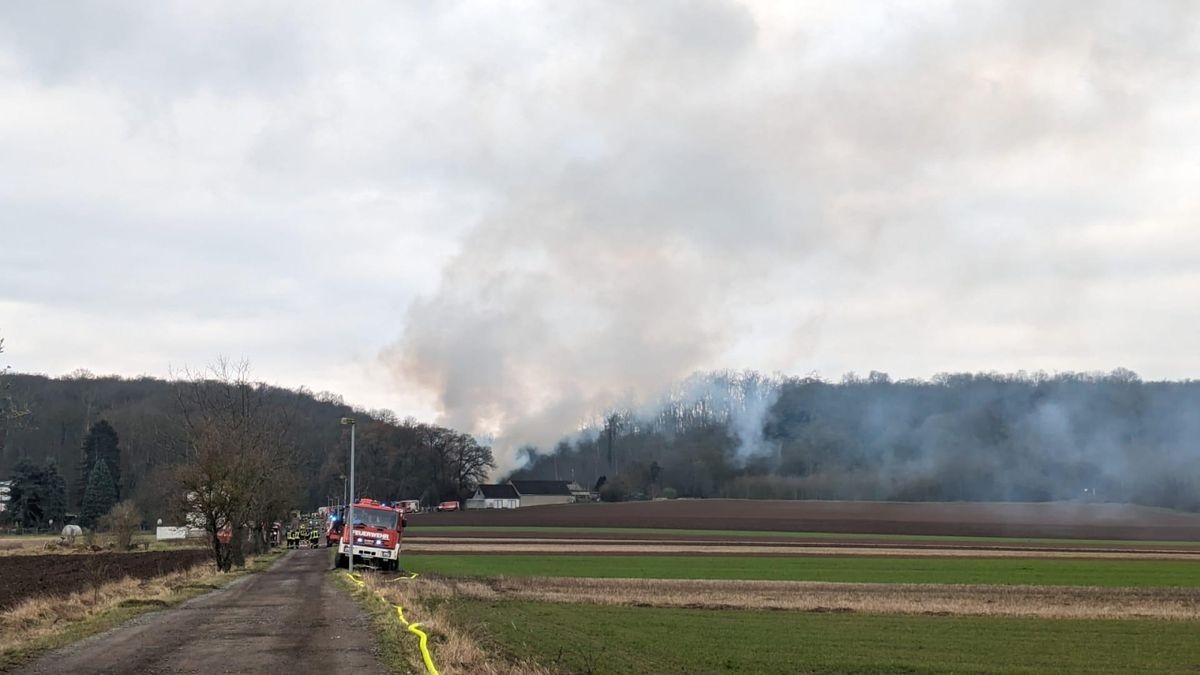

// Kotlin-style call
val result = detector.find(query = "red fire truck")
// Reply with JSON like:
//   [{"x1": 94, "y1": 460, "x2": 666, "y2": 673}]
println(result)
[
  {"x1": 325, "y1": 510, "x2": 344, "y2": 548},
  {"x1": 335, "y1": 498, "x2": 406, "y2": 571}
]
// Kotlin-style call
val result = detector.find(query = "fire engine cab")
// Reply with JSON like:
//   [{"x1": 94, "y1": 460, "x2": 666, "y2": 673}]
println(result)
[{"x1": 335, "y1": 498, "x2": 406, "y2": 571}]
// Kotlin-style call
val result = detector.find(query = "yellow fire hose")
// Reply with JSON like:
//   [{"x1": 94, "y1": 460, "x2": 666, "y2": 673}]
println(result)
[{"x1": 344, "y1": 572, "x2": 439, "y2": 675}]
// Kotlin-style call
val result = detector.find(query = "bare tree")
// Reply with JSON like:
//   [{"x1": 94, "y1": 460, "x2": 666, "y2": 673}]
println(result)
[
  {"x1": 0, "y1": 335, "x2": 31, "y2": 462},
  {"x1": 418, "y1": 426, "x2": 493, "y2": 499},
  {"x1": 450, "y1": 433, "x2": 494, "y2": 497},
  {"x1": 173, "y1": 360, "x2": 299, "y2": 571}
]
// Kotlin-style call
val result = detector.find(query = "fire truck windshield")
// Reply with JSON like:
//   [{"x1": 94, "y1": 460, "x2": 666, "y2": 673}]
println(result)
[{"x1": 351, "y1": 507, "x2": 398, "y2": 530}]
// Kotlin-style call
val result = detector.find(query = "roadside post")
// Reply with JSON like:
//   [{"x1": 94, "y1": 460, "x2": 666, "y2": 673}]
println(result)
[{"x1": 340, "y1": 417, "x2": 356, "y2": 572}]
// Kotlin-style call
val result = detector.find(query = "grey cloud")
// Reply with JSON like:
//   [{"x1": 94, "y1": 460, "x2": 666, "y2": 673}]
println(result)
[{"x1": 0, "y1": 2, "x2": 317, "y2": 95}]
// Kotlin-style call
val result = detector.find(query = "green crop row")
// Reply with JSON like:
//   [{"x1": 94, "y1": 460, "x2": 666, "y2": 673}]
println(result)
[
  {"x1": 450, "y1": 599, "x2": 1200, "y2": 674},
  {"x1": 402, "y1": 553, "x2": 1200, "y2": 587}
]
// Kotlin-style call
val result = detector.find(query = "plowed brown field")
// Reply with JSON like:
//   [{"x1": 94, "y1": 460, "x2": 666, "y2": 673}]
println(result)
[
  {"x1": 0, "y1": 550, "x2": 212, "y2": 609},
  {"x1": 409, "y1": 499, "x2": 1200, "y2": 541}
]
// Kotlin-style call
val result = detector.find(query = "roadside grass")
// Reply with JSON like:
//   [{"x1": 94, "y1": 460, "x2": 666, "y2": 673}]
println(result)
[
  {"x1": 405, "y1": 525, "x2": 1200, "y2": 549},
  {"x1": 335, "y1": 570, "x2": 552, "y2": 675},
  {"x1": 0, "y1": 549, "x2": 283, "y2": 672},
  {"x1": 333, "y1": 573, "x2": 416, "y2": 675},
  {"x1": 450, "y1": 599, "x2": 1200, "y2": 674},
  {"x1": 402, "y1": 553, "x2": 1200, "y2": 587}
]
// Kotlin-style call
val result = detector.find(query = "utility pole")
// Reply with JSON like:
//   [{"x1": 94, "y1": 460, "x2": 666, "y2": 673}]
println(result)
[
  {"x1": 340, "y1": 417, "x2": 356, "y2": 573},
  {"x1": 606, "y1": 414, "x2": 618, "y2": 475}
]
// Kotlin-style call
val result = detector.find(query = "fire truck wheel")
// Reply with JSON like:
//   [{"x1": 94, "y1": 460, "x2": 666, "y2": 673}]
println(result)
[{"x1": 335, "y1": 553, "x2": 348, "y2": 569}]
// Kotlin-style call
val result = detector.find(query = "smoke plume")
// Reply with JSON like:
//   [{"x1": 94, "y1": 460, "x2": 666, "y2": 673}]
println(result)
[{"x1": 386, "y1": 2, "x2": 1200, "y2": 474}]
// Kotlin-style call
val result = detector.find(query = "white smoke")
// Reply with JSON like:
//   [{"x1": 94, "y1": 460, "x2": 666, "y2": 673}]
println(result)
[{"x1": 385, "y1": 1, "x2": 1200, "y2": 474}]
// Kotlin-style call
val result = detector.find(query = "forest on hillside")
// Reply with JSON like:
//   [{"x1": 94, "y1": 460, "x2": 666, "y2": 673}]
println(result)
[
  {"x1": 5, "y1": 360, "x2": 1200, "y2": 529},
  {"x1": 512, "y1": 370, "x2": 1200, "y2": 511},
  {"x1": 0, "y1": 370, "x2": 493, "y2": 529}
]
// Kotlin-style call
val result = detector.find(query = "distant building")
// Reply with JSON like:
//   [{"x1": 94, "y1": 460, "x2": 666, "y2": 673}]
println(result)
[
  {"x1": 466, "y1": 484, "x2": 520, "y2": 510},
  {"x1": 566, "y1": 481, "x2": 594, "y2": 502},
  {"x1": 509, "y1": 480, "x2": 575, "y2": 507},
  {"x1": 0, "y1": 480, "x2": 11, "y2": 514}
]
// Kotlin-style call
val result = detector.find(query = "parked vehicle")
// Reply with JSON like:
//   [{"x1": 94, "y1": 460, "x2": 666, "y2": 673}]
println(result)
[
  {"x1": 326, "y1": 509, "x2": 343, "y2": 547},
  {"x1": 335, "y1": 498, "x2": 406, "y2": 571},
  {"x1": 436, "y1": 500, "x2": 460, "y2": 512}
]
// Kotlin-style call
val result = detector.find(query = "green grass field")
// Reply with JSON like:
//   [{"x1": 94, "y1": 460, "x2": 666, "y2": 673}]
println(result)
[
  {"x1": 403, "y1": 552, "x2": 1200, "y2": 587},
  {"x1": 451, "y1": 599, "x2": 1200, "y2": 674},
  {"x1": 406, "y1": 524, "x2": 1200, "y2": 548}
]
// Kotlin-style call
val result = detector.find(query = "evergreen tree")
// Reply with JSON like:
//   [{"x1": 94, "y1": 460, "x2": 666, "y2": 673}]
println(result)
[
  {"x1": 7, "y1": 458, "x2": 43, "y2": 527},
  {"x1": 78, "y1": 420, "x2": 122, "y2": 504},
  {"x1": 4, "y1": 458, "x2": 66, "y2": 529},
  {"x1": 41, "y1": 458, "x2": 67, "y2": 526},
  {"x1": 80, "y1": 459, "x2": 117, "y2": 528}
]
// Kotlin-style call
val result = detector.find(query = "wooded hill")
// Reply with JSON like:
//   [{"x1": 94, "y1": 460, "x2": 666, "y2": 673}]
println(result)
[
  {"x1": 0, "y1": 372, "x2": 492, "y2": 526},
  {"x1": 512, "y1": 370, "x2": 1200, "y2": 511}
]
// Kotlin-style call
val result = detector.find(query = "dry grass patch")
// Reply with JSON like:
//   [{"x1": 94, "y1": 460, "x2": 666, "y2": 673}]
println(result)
[
  {"x1": 401, "y1": 575, "x2": 1200, "y2": 620},
  {"x1": 0, "y1": 537, "x2": 59, "y2": 556},
  {"x1": 0, "y1": 563, "x2": 213, "y2": 654},
  {"x1": 353, "y1": 572, "x2": 553, "y2": 675},
  {"x1": 0, "y1": 533, "x2": 201, "y2": 557}
]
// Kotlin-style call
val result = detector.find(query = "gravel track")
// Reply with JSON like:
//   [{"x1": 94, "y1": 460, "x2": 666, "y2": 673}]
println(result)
[{"x1": 16, "y1": 549, "x2": 385, "y2": 675}]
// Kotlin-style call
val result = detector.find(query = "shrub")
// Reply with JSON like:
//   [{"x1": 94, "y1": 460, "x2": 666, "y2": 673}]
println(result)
[
  {"x1": 599, "y1": 482, "x2": 627, "y2": 502},
  {"x1": 101, "y1": 500, "x2": 142, "y2": 550},
  {"x1": 661, "y1": 487, "x2": 678, "y2": 499}
]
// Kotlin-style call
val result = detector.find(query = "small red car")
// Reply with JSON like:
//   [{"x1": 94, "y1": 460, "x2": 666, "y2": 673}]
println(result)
[{"x1": 436, "y1": 501, "x2": 460, "y2": 512}]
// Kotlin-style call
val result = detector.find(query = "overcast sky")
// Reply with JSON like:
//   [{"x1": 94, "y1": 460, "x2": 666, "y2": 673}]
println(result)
[{"x1": 2, "y1": 2, "x2": 1199, "y2": 447}]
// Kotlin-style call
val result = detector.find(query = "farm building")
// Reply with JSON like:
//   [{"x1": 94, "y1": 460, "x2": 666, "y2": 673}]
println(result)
[
  {"x1": 567, "y1": 481, "x2": 594, "y2": 502},
  {"x1": 510, "y1": 480, "x2": 575, "y2": 507},
  {"x1": 466, "y1": 483, "x2": 520, "y2": 509}
]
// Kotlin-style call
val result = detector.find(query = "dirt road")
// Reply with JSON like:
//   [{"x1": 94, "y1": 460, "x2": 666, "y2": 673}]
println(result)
[{"x1": 17, "y1": 549, "x2": 386, "y2": 675}]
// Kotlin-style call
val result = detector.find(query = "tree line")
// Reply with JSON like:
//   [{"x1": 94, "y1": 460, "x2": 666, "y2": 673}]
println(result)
[
  {"x1": 513, "y1": 369, "x2": 1200, "y2": 512},
  {"x1": 0, "y1": 359, "x2": 494, "y2": 569}
]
